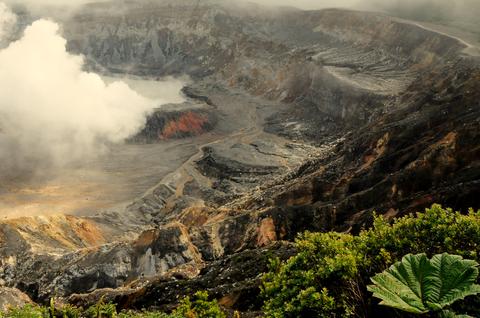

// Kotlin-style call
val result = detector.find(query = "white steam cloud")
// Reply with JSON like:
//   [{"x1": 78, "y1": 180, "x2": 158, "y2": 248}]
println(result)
[{"x1": 0, "y1": 3, "x2": 171, "y2": 179}]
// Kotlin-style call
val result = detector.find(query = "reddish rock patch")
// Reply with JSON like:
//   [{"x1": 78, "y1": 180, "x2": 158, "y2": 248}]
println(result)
[{"x1": 160, "y1": 112, "x2": 209, "y2": 140}]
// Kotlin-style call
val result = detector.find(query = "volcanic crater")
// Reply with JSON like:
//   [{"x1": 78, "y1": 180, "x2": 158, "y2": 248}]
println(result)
[{"x1": 0, "y1": 0, "x2": 478, "y2": 314}]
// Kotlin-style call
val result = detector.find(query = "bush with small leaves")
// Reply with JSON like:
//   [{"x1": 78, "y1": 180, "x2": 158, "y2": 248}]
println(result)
[
  {"x1": 0, "y1": 292, "x2": 225, "y2": 318},
  {"x1": 60, "y1": 304, "x2": 82, "y2": 318},
  {"x1": 261, "y1": 205, "x2": 480, "y2": 318},
  {"x1": 1, "y1": 304, "x2": 49, "y2": 318},
  {"x1": 172, "y1": 291, "x2": 226, "y2": 318},
  {"x1": 85, "y1": 299, "x2": 117, "y2": 318},
  {"x1": 118, "y1": 311, "x2": 171, "y2": 318},
  {"x1": 262, "y1": 232, "x2": 359, "y2": 317}
]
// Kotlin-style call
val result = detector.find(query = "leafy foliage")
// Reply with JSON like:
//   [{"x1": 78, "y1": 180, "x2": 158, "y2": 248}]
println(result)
[
  {"x1": 0, "y1": 304, "x2": 48, "y2": 318},
  {"x1": 0, "y1": 292, "x2": 225, "y2": 318},
  {"x1": 172, "y1": 291, "x2": 225, "y2": 318},
  {"x1": 368, "y1": 253, "x2": 480, "y2": 314},
  {"x1": 261, "y1": 205, "x2": 480, "y2": 317},
  {"x1": 118, "y1": 311, "x2": 171, "y2": 318},
  {"x1": 262, "y1": 232, "x2": 359, "y2": 317},
  {"x1": 61, "y1": 304, "x2": 82, "y2": 318},
  {"x1": 85, "y1": 298, "x2": 117, "y2": 318},
  {"x1": 438, "y1": 310, "x2": 474, "y2": 318}
]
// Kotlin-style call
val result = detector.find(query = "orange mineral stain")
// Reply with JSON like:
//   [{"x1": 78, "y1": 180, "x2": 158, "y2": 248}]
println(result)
[{"x1": 160, "y1": 112, "x2": 209, "y2": 139}]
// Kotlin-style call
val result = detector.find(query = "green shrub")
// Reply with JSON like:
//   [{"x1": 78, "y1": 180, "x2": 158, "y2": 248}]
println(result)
[
  {"x1": 173, "y1": 291, "x2": 226, "y2": 318},
  {"x1": 262, "y1": 232, "x2": 359, "y2": 317},
  {"x1": 85, "y1": 299, "x2": 117, "y2": 318},
  {"x1": 0, "y1": 291, "x2": 225, "y2": 318},
  {"x1": 118, "y1": 291, "x2": 226, "y2": 318},
  {"x1": 60, "y1": 304, "x2": 82, "y2": 318},
  {"x1": 118, "y1": 311, "x2": 170, "y2": 318},
  {"x1": 115, "y1": 291, "x2": 226, "y2": 318},
  {"x1": 1, "y1": 304, "x2": 49, "y2": 318},
  {"x1": 261, "y1": 205, "x2": 480, "y2": 317},
  {"x1": 82, "y1": 291, "x2": 225, "y2": 318}
]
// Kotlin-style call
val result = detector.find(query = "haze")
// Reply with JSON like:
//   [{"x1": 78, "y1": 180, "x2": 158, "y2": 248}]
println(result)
[{"x1": 0, "y1": 2, "x2": 184, "y2": 180}]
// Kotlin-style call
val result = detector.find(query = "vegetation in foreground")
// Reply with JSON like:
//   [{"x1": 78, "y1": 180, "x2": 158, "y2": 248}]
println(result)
[
  {"x1": 0, "y1": 292, "x2": 226, "y2": 318},
  {"x1": 262, "y1": 205, "x2": 480, "y2": 317},
  {"x1": 368, "y1": 253, "x2": 480, "y2": 317},
  {"x1": 2, "y1": 205, "x2": 480, "y2": 318}
]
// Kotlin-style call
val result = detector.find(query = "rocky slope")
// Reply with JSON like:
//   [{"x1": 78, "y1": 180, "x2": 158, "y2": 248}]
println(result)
[{"x1": 0, "y1": 0, "x2": 478, "y2": 314}]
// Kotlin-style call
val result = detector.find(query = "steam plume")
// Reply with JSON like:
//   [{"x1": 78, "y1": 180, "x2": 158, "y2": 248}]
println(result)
[{"x1": 0, "y1": 3, "x2": 170, "y2": 179}]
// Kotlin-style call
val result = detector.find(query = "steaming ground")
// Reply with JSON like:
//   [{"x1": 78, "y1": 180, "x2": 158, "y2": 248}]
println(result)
[
  {"x1": 0, "y1": 72, "x2": 192, "y2": 219},
  {"x1": 0, "y1": 73, "x2": 190, "y2": 220},
  {"x1": 102, "y1": 76, "x2": 186, "y2": 103},
  {"x1": 0, "y1": 18, "x2": 158, "y2": 178},
  {"x1": 0, "y1": 2, "x2": 191, "y2": 218},
  {"x1": 1, "y1": 0, "x2": 478, "y2": 221},
  {"x1": 0, "y1": 138, "x2": 199, "y2": 218}
]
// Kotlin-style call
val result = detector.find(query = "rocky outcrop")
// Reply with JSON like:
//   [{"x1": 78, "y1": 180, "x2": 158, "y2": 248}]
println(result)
[
  {"x1": 1, "y1": 222, "x2": 204, "y2": 302},
  {"x1": 64, "y1": 1, "x2": 467, "y2": 136},
  {"x1": 68, "y1": 242, "x2": 295, "y2": 312},
  {"x1": 0, "y1": 287, "x2": 32, "y2": 311},
  {"x1": 235, "y1": 58, "x2": 480, "y2": 232},
  {"x1": 130, "y1": 106, "x2": 216, "y2": 143}
]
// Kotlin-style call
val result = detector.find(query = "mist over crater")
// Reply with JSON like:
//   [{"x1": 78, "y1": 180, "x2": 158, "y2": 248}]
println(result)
[{"x1": 0, "y1": 6, "x2": 187, "y2": 180}]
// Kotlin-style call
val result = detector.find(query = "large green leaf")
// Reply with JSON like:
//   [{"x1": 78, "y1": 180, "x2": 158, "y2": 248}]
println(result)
[{"x1": 367, "y1": 253, "x2": 480, "y2": 314}]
